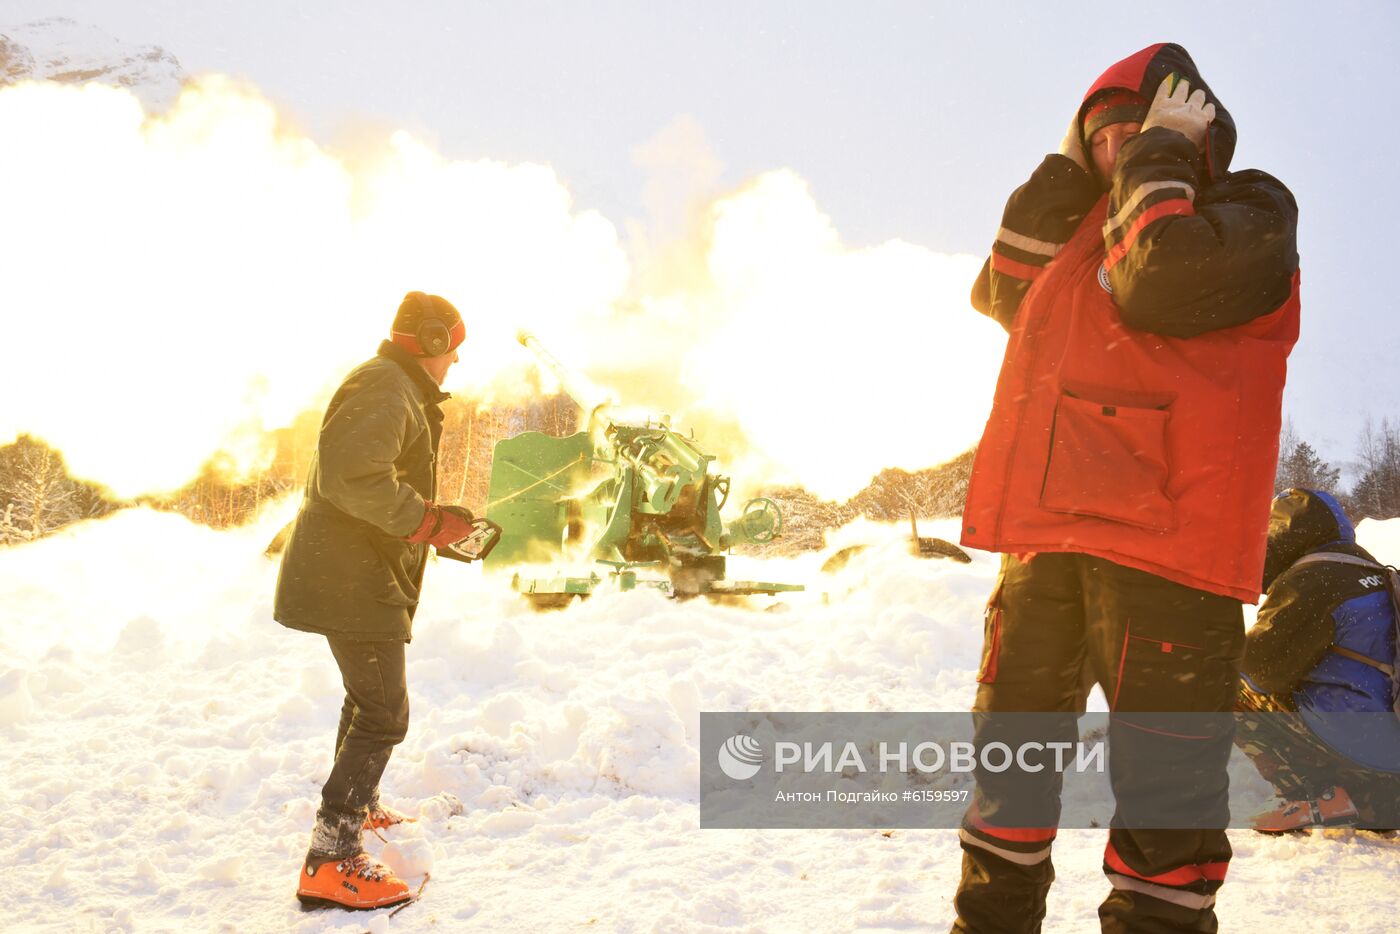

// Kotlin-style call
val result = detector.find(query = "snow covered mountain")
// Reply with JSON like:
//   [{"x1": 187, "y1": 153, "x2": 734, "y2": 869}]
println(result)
[{"x1": 0, "y1": 16, "x2": 182, "y2": 109}]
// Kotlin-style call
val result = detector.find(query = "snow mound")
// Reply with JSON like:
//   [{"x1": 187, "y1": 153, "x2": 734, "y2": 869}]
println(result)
[
  {"x1": 2, "y1": 513, "x2": 1397, "y2": 931},
  {"x1": 1356, "y1": 516, "x2": 1400, "y2": 565}
]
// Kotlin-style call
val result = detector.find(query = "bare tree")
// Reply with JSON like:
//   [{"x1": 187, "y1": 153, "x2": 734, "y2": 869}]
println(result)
[
  {"x1": 0, "y1": 436, "x2": 83, "y2": 542},
  {"x1": 1275, "y1": 418, "x2": 1299, "y2": 472},
  {"x1": 0, "y1": 502, "x2": 23, "y2": 545},
  {"x1": 843, "y1": 447, "x2": 977, "y2": 523},
  {"x1": 1352, "y1": 417, "x2": 1400, "y2": 520}
]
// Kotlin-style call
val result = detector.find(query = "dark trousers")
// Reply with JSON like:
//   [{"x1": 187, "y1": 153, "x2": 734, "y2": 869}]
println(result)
[
  {"x1": 952, "y1": 553, "x2": 1244, "y2": 934},
  {"x1": 307, "y1": 636, "x2": 410, "y2": 860},
  {"x1": 1235, "y1": 682, "x2": 1400, "y2": 827}
]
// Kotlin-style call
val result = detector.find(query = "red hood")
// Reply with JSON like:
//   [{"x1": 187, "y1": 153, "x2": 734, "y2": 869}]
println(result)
[{"x1": 1074, "y1": 43, "x2": 1236, "y2": 181}]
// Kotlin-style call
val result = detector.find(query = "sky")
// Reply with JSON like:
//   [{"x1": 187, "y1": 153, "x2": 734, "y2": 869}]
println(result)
[{"x1": 5, "y1": 0, "x2": 1398, "y2": 466}]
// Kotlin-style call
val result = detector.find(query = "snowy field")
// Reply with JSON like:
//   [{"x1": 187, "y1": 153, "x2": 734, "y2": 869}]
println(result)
[{"x1": 2, "y1": 506, "x2": 1398, "y2": 933}]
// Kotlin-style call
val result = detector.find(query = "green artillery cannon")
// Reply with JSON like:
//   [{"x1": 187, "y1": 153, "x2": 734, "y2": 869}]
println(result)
[{"x1": 483, "y1": 332, "x2": 802, "y2": 605}]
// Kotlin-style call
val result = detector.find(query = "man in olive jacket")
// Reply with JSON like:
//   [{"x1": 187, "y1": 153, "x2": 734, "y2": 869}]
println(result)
[{"x1": 276, "y1": 291, "x2": 478, "y2": 910}]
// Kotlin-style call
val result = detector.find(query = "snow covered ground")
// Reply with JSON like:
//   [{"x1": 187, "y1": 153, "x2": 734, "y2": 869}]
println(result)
[{"x1": 2, "y1": 506, "x2": 1398, "y2": 933}]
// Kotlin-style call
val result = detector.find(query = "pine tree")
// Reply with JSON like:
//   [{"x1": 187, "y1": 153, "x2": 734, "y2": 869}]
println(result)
[{"x1": 1275, "y1": 439, "x2": 1341, "y2": 495}]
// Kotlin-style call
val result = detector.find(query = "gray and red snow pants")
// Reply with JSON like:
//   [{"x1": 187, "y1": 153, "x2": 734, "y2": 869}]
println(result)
[{"x1": 951, "y1": 553, "x2": 1245, "y2": 934}]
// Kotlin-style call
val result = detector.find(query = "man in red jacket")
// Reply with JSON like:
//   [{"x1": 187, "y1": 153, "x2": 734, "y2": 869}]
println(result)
[{"x1": 952, "y1": 44, "x2": 1299, "y2": 933}]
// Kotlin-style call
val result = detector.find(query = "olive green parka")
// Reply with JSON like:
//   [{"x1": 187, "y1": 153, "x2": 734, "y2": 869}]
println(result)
[{"x1": 274, "y1": 341, "x2": 448, "y2": 641}]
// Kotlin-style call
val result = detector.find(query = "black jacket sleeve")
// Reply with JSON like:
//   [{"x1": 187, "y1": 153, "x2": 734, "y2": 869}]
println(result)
[
  {"x1": 1104, "y1": 127, "x2": 1299, "y2": 338},
  {"x1": 971, "y1": 154, "x2": 1101, "y2": 330},
  {"x1": 1242, "y1": 566, "x2": 1339, "y2": 695}
]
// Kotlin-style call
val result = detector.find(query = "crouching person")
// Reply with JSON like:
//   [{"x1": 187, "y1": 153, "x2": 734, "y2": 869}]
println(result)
[
  {"x1": 275, "y1": 291, "x2": 477, "y2": 909},
  {"x1": 1236, "y1": 487, "x2": 1400, "y2": 832}
]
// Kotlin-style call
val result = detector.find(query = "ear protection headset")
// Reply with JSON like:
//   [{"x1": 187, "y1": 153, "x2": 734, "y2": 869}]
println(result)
[
  {"x1": 416, "y1": 314, "x2": 452, "y2": 357},
  {"x1": 407, "y1": 292, "x2": 452, "y2": 357}
]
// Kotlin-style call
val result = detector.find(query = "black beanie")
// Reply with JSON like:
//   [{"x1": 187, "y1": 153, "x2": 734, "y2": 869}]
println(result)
[{"x1": 1081, "y1": 89, "x2": 1149, "y2": 142}]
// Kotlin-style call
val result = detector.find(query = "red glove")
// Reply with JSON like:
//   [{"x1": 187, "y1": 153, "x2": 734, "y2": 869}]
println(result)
[{"x1": 405, "y1": 502, "x2": 476, "y2": 548}]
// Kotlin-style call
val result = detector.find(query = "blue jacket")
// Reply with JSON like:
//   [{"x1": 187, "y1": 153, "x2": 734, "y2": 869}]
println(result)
[{"x1": 1242, "y1": 488, "x2": 1400, "y2": 771}]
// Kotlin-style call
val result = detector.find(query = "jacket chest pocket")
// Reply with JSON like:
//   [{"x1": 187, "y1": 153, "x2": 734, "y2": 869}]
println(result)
[{"x1": 1039, "y1": 383, "x2": 1176, "y2": 532}]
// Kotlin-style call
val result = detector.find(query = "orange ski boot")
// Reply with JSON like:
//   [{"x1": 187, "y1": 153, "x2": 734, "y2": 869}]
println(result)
[
  {"x1": 296, "y1": 853, "x2": 412, "y2": 911},
  {"x1": 1251, "y1": 786, "x2": 1360, "y2": 834},
  {"x1": 364, "y1": 803, "x2": 417, "y2": 831}
]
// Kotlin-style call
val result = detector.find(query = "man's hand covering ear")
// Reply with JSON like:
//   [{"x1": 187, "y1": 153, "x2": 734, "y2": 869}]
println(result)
[
  {"x1": 1142, "y1": 75, "x2": 1216, "y2": 149},
  {"x1": 1057, "y1": 113, "x2": 1089, "y2": 170}
]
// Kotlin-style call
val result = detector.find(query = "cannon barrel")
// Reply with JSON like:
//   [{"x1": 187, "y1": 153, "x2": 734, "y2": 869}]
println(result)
[
  {"x1": 517, "y1": 330, "x2": 614, "y2": 429},
  {"x1": 488, "y1": 333, "x2": 800, "y2": 598}
]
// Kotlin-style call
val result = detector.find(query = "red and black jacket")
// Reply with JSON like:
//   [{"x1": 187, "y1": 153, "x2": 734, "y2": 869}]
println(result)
[{"x1": 962, "y1": 43, "x2": 1300, "y2": 602}]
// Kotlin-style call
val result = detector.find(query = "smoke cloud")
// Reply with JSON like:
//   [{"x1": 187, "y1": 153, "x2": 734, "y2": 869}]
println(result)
[{"x1": 0, "y1": 77, "x2": 1003, "y2": 502}]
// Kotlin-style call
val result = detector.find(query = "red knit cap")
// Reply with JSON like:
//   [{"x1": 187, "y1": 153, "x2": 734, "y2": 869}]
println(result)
[
  {"x1": 1082, "y1": 89, "x2": 1149, "y2": 141},
  {"x1": 391, "y1": 291, "x2": 466, "y2": 357}
]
